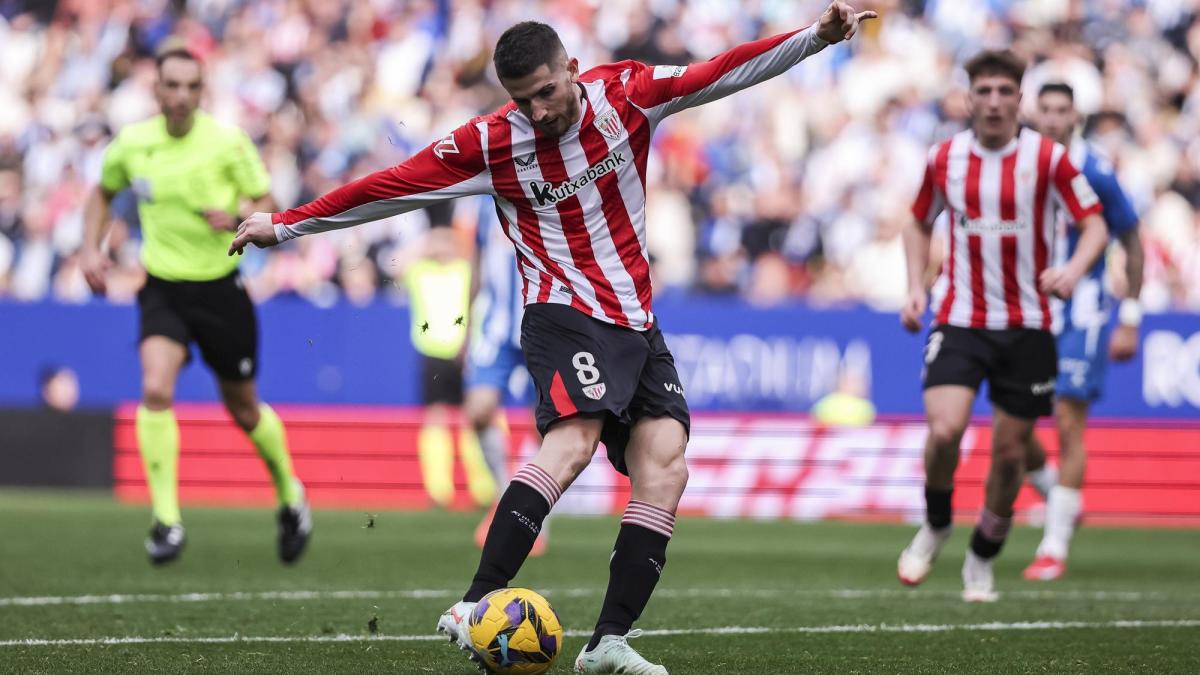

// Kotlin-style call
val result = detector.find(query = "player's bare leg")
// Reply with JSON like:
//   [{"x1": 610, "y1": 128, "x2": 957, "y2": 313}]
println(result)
[
  {"x1": 220, "y1": 378, "x2": 309, "y2": 563},
  {"x1": 1025, "y1": 399, "x2": 1088, "y2": 580},
  {"x1": 1023, "y1": 434, "x2": 1058, "y2": 499},
  {"x1": 576, "y1": 416, "x2": 686, "y2": 675},
  {"x1": 962, "y1": 407, "x2": 1033, "y2": 601},
  {"x1": 899, "y1": 385, "x2": 973, "y2": 586},
  {"x1": 440, "y1": 415, "x2": 603, "y2": 655},
  {"x1": 137, "y1": 336, "x2": 188, "y2": 564}
]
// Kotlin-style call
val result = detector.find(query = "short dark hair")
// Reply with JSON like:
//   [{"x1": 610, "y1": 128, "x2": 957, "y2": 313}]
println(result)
[
  {"x1": 154, "y1": 38, "x2": 199, "y2": 71},
  {"x1": 1038, "y1": 81, "x2": 1074, "y2": 102},
  {"x1": 964, "y1": 49, "x2": 1026, "y2": 86},
  {"x1": 493, "y1": 22, "x2": 566, "y2": 80}
]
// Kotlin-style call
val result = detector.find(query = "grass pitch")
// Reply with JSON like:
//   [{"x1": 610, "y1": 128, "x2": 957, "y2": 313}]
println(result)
[{"x1": 0, "y1": 490, "x2": 1197, "y2": 673}]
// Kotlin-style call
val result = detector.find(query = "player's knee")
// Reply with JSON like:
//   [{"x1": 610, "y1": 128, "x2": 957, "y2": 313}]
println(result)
[
  {"x1": 662, "y1": 452, "x2": 689, "y2": 495},
  {"x1": 548, "y1": 424, "x2": 600, "y2": 477},
  {"x1": 141, "y1": 376, "x2": 174, "y2": 409},
  {"x1": 466, "y1": 403, "x2": 494, "y2": 431},
  {"x1": 927, "y1": 418, "x2": 965, "y2": 451},
  {"x1": 991, "y1": 441, "x2": 1024, "y2": 482},
  {"x1": 226, "y1": 402, "x2": 259, "y2": 431}
]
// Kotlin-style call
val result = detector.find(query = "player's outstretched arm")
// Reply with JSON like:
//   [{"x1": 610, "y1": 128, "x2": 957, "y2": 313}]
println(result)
[
  {"x1": 625, "y1": 1, "x2": 876, "y2": 121},
  {"x1": 229, "y1": 124, "x2": 491, "y2": 255},
  {"x1": 816, "y1": 1, "x2": 878, "y2": 44}
]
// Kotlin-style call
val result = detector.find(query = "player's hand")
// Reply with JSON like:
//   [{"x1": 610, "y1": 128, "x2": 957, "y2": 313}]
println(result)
[
  {"x1": 203, "y1": 209, "x2": 238, "y2": 231},
  {"x1": 1039, "y1": 265, "x2": 1080, "y2": 299},
  {"x1": 816, "y1": 1, "x2": 878, "y2": 44},
  {"x1": 228, "y1": 212, "x2": 279, "y2": 256},
  {"x1": 80, "y1": 247, "x2": 111, "y2": 296},
  {"x1": 1109, "y1": 323, "x2": 1138, "y2": 362},
  {"x1": 900, "y1": 289, "x2": 927, "y2": 333}
]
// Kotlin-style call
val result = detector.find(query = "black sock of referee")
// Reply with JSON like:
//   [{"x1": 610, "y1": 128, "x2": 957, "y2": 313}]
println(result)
[
  {"x1": 587, "y1": 500, "x2": 675, "y2": 651},
  {"x1": 463, "y1": 464, "x2": 561, "y2": 603},
  {"x1": 925, "y1": 486, "x2": 953, "y2": 530},
  {"x1": 969, "y1": 508, "x2": 1012, "y2": 559}
]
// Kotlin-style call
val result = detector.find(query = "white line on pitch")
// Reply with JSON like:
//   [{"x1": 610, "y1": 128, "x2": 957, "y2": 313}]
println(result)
[
  {"x1": 2, "y1": 619, "x2": 1199, "y2": 647},
  {"x1": 0, "y1": 587, "x2": 1182, "y2": 608}
]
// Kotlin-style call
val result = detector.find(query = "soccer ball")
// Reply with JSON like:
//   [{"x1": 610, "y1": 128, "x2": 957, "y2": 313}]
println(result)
[{"x1": 467, "y1": 587, "x2": 563, "y2": 675}]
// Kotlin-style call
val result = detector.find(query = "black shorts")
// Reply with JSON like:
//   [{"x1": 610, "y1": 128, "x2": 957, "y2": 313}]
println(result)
[
  {"x1": 922, "y1": 324, "x2": 1057, "y2": 419},
  {"x1": 138, "y1": 272, "x2": 258, "y2": 381},
  {"x1": 522, "y1": 303, "x2": 690, "y2": 475},
  {"x1": 422, "y1": 355, "x2": 464, "y2": 405}
]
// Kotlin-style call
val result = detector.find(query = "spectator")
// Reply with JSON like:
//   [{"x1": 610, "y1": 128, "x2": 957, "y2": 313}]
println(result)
[{"x1": 0, "y1": 0, "x2": 1195, "y2": 313}]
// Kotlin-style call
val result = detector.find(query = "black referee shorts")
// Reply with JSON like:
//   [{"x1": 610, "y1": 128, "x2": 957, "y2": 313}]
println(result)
[
  {"x1": 521, "y1": 303, "x2": 690, "y2": 475},
  {"x1": 137, "y1": 272, "x2": 258, "y2": 381}
]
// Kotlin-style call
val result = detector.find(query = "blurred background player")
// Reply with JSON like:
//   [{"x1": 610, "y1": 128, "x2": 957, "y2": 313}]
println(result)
[
  {"x1": 405, "y1": 205, "x2": 495, "y2": 509},
  {"x1": 1021, "y1": 82, "x2": 1143, "y2": 581},
  {"x1": 462, "y1": 198, "x2": 548, "y2": 554},
  {"x1": 810, "y1": 367, "x2": 876, "y2": 428},
  {"x1": 898, "y1": 49, "x2": 1108, "y2": 602},
  {"x1": 80, "y1": 42, "x2": 310, "y2": 565}
]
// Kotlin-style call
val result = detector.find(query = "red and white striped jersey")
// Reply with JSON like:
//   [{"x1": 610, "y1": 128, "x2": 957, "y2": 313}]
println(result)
[
  {"x1": 912, "y1": 128, "x2": 1102, "y2": 331},
  {"x1": 272, "y1": 26, "x2": 830, "y2": 330}
]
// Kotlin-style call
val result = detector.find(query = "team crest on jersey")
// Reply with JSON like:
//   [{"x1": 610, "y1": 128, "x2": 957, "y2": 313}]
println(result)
[
  {"x1": 433, "y1": 134, "x2": 459, "y2": 159},
  {"x1": 594, "y1": 110, "x2": 623, "y2": 141},
  {"x1": 583, "y1": 383, "x2": 607, "y2": 400}
]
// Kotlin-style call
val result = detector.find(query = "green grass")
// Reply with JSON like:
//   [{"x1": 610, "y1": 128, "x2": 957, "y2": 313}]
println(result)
[{"x1": 0, "y1": 490, "x2": 1197, "y2": 674}]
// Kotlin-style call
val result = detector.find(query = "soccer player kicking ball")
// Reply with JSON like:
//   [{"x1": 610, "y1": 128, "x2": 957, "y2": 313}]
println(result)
[
  {"x1": 897, "y1": 50, "x2": 1109, "y2": 603},
  {"x1": 230, "y1": 3, "x2": 874, "y2": 671},
  {"x1": 82, "y1": 43, "x2": 311, "y2": 565},
  {"x1": 1021, "y1": 83, "x2": 1143, "y2": 581}
]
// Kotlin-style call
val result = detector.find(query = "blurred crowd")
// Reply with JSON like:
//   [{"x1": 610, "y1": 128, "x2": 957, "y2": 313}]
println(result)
[{"x1": 0, "y1": 0, "x2": 1198, "y2": 312}]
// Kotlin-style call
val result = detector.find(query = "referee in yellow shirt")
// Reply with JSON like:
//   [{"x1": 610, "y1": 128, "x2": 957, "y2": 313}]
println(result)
[{"x1": 81, "y1": 43, "x2": 311, "y2": 565}]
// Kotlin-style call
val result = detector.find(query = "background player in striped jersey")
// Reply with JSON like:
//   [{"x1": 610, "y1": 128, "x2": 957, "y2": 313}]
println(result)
[
  {"x1": 1021, "y1": 82, "x2": 1144, "y2": 581},
  {"x1": 897, "y1": 50, "x2": 1110, "y2": 602},
  {"x1": 229, "y1": 3, "x2": 875, "y2": 671},
  {"x1": 462, "y1": 198, "x2": 549, "y2": 555}
]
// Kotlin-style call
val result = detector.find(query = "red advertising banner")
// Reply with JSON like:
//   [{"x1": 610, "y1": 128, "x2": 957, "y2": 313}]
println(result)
[{"x1": 113, "y1": 405, "x2": 1200, "y2": 526}]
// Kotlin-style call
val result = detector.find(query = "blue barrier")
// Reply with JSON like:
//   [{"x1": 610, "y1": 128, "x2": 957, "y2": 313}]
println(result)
[{"x1": 1, "y1": 297, "x2": 1197, "y2": 418}]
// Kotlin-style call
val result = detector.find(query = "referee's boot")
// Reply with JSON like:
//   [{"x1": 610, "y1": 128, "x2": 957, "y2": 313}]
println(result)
[
  {"x1": 277, "y1": 481, "x2": 313, "y2": 564},
  {"x1": 146, "y1": 521, "x2": 186, "y2": 565}
]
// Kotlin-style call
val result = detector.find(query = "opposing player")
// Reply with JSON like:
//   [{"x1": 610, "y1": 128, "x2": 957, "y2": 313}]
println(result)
[
  {"x1": 1021, "y1": 83, "x2": 1143, "y2": 581},
  {"x1": 897, "y1": 50, "x2": 1109, "y2": 602},
  {"x1": 230, "y1": 4, "x2": 874, "y2": 671},
  {"x1": 462, "y1": 199, "x2": 549, "y2": 554},
  {"x1": 82, "y1": 44, "x2": 311, "y2": 565}
]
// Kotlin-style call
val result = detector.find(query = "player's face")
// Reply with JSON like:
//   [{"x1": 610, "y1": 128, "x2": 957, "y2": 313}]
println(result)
[
  {"x1": 1036, "y1": 91, "x2": 1078, "y2": 146},
  {"x1": 968, "y1": 73, "x2": 1021, "y2": 145},
  {"x1": 155, "y1": 57, "x2": 203, "y2": 128},
  {"x1": 501, "y1": 55, "x2": 582, "y2": 137}
]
